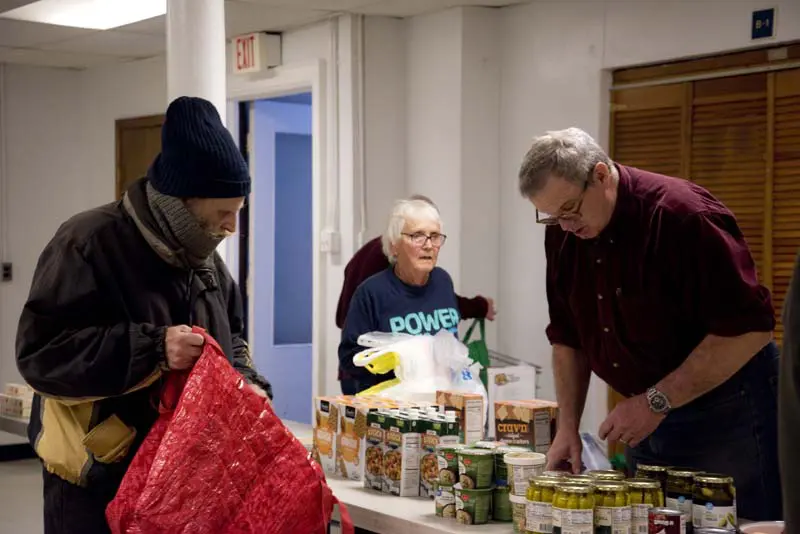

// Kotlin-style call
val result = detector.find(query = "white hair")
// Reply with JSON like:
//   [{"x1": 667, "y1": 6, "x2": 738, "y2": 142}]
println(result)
[
  {"x1": 381, "y1": 198, "x2": 442, "y2": 262},
  {"x1": 518, "y1": 127, "x2": 613, "y2": 197}
]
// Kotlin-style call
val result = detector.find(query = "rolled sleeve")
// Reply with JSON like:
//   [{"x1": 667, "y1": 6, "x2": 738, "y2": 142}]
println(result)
[
  {"x1": 545, "y1": 228, "x2": 582, "y2": 349},
  {"x1": 681, "y1": 212, "x2": 775, "y2": 337}
]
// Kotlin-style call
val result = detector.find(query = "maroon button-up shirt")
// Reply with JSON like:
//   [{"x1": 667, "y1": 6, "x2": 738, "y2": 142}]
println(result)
[{"x1": 545, "y1": 165, "x2": 775, "y2": 397}]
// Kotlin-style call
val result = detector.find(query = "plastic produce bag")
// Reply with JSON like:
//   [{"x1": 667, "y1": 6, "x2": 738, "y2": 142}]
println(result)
[
  {"x1": 580, "y1": 433, "x2": 612, "y2": 471},
  {"x1": 106, "y1": 328, "x2": 353, "y2": 534},
  {"x1": 352, "y1": 330, "x2": 489, "y2": 422}
]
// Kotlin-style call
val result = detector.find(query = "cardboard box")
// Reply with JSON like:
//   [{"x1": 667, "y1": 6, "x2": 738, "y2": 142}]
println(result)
[
  {"x1": 383, "y1": 412, "x2": 421, "y2": 497},
  {"x1": 337, "y1": 399, "x2": 380, "y2": 481},
  {"x1": 419, "y1": 415, "x2": 460, "y2": 498},
  {"x1": 0, "y1": 394, "x2": 31, "y2": 419},
  {"x1": 312, "y1": 396, "x2": 344, "y2": 476},
  {"x1": 4, "y1": 383, "x2": 33, "y2": 399},
  {"x1": 487, "y1": 366, "x2": 537, "y2": 433},
  {"x1": 436, "y1": 391, "x2": 484, "y2": 445},
  {"x1": 364, "y1": 410, "x2": 388, "y2": 491},
  {"x1": 494, "y1": 400, "x2": 558, "y2": 452}
]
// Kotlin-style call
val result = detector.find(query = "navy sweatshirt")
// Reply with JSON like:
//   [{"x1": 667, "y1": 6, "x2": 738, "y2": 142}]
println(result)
[{"x1": 338, "y1": 266, "x2": 460, "y2": 384}]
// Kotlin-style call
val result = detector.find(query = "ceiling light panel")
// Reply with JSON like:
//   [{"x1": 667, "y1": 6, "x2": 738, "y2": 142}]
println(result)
[{"x1": 0, "y1": 0, "x2": 167, "y2": 31}]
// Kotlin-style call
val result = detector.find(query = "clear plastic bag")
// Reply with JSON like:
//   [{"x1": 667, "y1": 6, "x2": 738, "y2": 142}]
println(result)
[
  {"x1": 580, "y1": 433, "x2": 612, "y2": 471},
  {"x1": 352, "y1": 330, "x2": 489, "y2": 423}
]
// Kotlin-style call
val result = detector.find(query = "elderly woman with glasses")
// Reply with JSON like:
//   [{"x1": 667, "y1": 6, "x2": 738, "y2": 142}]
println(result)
[{"x1": 337, "y1": 197, "x2": 459, "y2": 395}]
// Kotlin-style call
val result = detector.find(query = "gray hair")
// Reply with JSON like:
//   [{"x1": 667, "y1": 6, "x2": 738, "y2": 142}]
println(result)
[
  {"x1": 518, "y1": 127, "x2": 612, "y2": 197},
  {"x1": 381, "y1": 198, "x2": 443, "y2": 263}
]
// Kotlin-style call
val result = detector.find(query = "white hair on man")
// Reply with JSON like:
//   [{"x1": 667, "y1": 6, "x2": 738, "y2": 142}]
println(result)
[
  {"x1": 518, "y1": 127, "x2": 613, "y2": 198},
  {"x1": 381, "y1": 197, "x2": 443, "y2": 263}
]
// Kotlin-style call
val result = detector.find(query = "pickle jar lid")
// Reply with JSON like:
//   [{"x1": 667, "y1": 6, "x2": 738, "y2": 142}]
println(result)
[
  {"x1": 564, "y1": 474, "x2": 595, "y2": 484},
  {"x1": 694, "y1": 473, "x2": 734, "y2": 485},
  {"x1": 593, "y1": 481, "x2": 629, "y2": 493},
  {"x1": 587, "y1": 470, "x2": 626, "y2": 481},
  {"x1": 626, "y1": 478, "x2": 662, "y2": 490},
  {"x1": 541, "y1": 470, "x2": 569, "y2": 478},
  {"x1": 666, "y1": 468, "x2": 704, "y2": 478},
  {"x1": 555, "y1": 482, "x2": 593, "y2": 494},
  {"x1": 636, "y1": 463, "x2": 670, "y2": 473},
  {"x1": 529, "y1": 475, "x2": 562, "y2": 488}
]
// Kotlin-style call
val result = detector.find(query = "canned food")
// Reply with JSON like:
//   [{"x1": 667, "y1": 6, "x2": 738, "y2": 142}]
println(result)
[
  {"x1": 495, "y1": 446, "x2": 532, "y2": 486},
  {"x1": 648, "y1": 508, "x2": 686, "y2": 534},
  {"x1": 627, "y1": 478, "x2": 662, "y2": 534},
  {"x1": 509, "y1": 494, "x2": 528, "y2": 533},
  {"x1": 436, "y1": 444, "x2": 464, "y2": 486},
  {"x1": 635, "y1": 464, "x2": 669, "y2": 505},
  {"x1": 692, "y1": 474, "x2": 736, "y2": 531},
  {"x1": 552, "y1": 483, "x2": 594, "y2": 534},
  {"x1": 594, "y1": 481, "x2": 631, "y2": 534},
  {"x1": 693, "y1": 529, "x2": 734, "y2": 534},
  {"x1": 587, "y1": 469, "x2": 627, "y2": 482},
  {"x1": 526, "y1": 476, "x2": 561, "y2": 534},
  {"x1": 665, "y1": 468, "x2": 703, "y2": 524}
]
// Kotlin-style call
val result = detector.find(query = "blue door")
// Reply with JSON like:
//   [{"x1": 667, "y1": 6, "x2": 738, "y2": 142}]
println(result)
[{"x1": 251, "y1": 94, "x2": 313, "y2": 424}]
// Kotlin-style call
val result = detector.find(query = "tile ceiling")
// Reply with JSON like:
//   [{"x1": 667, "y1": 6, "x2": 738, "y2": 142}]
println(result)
[{"x1": 0, "y1": 0, "x2": 526, "y2": 70}]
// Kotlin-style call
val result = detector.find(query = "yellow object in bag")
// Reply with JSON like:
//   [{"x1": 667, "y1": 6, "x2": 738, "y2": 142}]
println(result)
[{"x1": 351, "y1": 349, "x2": 401, "y2": 376}]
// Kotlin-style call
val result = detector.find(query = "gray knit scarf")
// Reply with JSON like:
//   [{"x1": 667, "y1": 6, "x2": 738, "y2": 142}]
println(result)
[{"x1": 124, "y1": 182, "x2": 223, "y2": 270}]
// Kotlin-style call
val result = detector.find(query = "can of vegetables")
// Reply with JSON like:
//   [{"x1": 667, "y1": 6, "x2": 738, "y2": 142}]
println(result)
[
  {"x1": 458, "y1": 448, "x2": 495, "y2": 490},
  {"x1": 436, "y1": 444, "x2": 463, "y2": 486},
  {"x1": 454, "y1": 483, "x2": 494, "y2": 525},
  {"x1": 691, "y1": 474, "x2": 736, "y2": 531}
]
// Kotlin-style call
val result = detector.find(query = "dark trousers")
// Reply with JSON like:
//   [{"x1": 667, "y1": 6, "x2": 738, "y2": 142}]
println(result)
[
  {"x1": 43, "y1": 468, "x2": 115, "y2": 534},
  {"x1": 626, "y1": 341, "x2": 782, "y2": 521}
]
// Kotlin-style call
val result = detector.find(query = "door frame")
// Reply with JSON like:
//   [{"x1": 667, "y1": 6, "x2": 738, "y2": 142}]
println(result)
[
  {"x1": 226, "y1": 60, "x2": 327, "y2": 424},
  {"x1": 114, "y1": 114, "x2": 165, "y2": 199}
]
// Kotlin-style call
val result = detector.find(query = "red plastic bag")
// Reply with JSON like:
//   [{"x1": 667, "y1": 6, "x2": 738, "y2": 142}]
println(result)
[{"x1": 106, "y1": 328, "x2": 353, "y2": 534}]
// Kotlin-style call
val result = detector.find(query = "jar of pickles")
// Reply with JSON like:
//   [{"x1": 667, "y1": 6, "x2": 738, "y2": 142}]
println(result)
[
  {"x1": 634, "y1": 464, "x2": 668, "y2": 504},
  {"x1": 593, "y1": 481, "x2": 630, "y2": 534},
  {"x1": 587, "y1": 470, "x2": 626, "y2": 482},
  {"x1": 692, "y1": 474, "x2": 737, "y2": 531},
  {"x1": 552, "y1": 483, "x2": 594, "y2": 534},
  {"x1": 626, "y1": 478, "x2": 661, "y2": 534},
  {"x1": 526, "y1": 476, "x2": 560, "y2": 534},
  {"x1": 666, "y1": 468, "x2": 703, "y2": 524},
  {"x1": 564, "y1": 474, "x2": 596, "y2": 486}
]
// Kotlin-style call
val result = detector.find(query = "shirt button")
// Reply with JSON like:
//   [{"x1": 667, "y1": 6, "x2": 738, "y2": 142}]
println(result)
[
  {"x1": 613, "y1": 362, "x2": 619, "y2": 368},
  {"x1": 596, "y1": 258, "x2": 602, "y2": 264},
  {"x1": 603, "y1": 327, "x2": 610, "y2": 333},
  {"x1": 609, "y1": 239, "x2": 614, "y2": 244},
  {"x1": 598, "y1": 294, "x2": 603, "y2": 300}
]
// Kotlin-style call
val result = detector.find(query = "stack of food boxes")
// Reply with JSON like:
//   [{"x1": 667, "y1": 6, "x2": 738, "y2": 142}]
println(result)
[
  {"x1": 494, "y1": 399, "x2": 558, "y2": 452},
  {"x1": 0, "y1": 383, "x2": 34, "y2": 420}
]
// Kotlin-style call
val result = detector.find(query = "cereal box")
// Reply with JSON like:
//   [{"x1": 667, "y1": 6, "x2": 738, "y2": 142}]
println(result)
[
  {"x1": 436, "y1": 391, "x2": 484, "y2": 445},
  {"x1": 312, "y1": 396, "x2": 342, "y2": 476},
  {"x1": 494, "y1": 400, "x2": 558, "y2": 452}
]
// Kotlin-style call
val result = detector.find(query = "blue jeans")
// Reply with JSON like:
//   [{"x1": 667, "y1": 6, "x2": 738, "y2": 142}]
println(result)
[{"x1": 627, "y1": 341, "x2": 782, "y2": 521}]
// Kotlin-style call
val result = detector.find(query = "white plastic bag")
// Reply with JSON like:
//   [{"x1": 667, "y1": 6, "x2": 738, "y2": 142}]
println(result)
[{"x1": 352, "y1": 330, "x2": 489, "y2": 423}]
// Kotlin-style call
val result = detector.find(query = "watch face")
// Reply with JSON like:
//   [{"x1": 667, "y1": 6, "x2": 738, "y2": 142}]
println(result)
[{"x1": 650, "y1": 392, "x2": 669, "y2": 412}]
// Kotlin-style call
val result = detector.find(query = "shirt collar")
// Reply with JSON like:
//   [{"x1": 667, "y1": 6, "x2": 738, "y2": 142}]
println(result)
[{"x1": 597, "y1": 163, "x2": 633, "y2": 243}]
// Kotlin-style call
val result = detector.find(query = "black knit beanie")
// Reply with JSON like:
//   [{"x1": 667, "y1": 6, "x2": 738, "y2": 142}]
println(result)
[{"x1": 148, "y1": 96, "x2": 250, "y2": 198}]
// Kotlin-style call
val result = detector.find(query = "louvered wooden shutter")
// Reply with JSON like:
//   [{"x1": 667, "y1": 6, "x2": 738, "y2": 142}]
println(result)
[
  {"x1": 773, "y1": 69, "x2": 800, "y2": 345},
  {"x1": 689, "y1": 74, "x2": 769, "y2": 277},
  {"x1": 611, "y1": 84, "x2": 687, "y2": 178}
]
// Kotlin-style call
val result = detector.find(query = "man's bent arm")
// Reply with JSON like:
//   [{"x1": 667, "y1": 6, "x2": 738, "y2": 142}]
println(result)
[
  {"x1": 553, "y1": 343, "x2": 591, "y2": 431},
  {"x1": 656, "y1": 331, "x2": 771, "y2": 409}
]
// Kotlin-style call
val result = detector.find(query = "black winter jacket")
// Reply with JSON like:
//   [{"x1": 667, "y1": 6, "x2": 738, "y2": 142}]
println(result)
[{"x1": 15, "y1": 178, "x2": 270, "y2": 489}]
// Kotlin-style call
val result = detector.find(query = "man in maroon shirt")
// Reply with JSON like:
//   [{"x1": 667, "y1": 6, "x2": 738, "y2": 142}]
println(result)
[
  {"x1": 518, "y1": 127, "x2": 781, "y2": 520},
  {"x1": 335, "y1": 195, "x2": 496, "y2": 329}
]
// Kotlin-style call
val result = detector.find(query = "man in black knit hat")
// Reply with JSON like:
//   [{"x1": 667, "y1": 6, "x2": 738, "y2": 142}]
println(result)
[{"x1": 15, "y1": 96, "x2": 272, "y2": 534}]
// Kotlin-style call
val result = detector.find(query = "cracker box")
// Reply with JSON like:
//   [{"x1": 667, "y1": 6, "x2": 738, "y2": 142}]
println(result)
[
  {"x1": 4, "y1": 383, "x2": 33, "y2": 399},
  {"x1": 494, "y1": 400, "x2": 558, "y2": 452},
  {"x1": 436, "y1": 390, "x2": 484, "y2": 445}
]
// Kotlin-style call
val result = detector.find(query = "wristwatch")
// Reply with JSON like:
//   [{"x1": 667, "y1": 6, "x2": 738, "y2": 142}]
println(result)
[{"x1": 646, "y1": 387, "x2": 672, "y2": 415}]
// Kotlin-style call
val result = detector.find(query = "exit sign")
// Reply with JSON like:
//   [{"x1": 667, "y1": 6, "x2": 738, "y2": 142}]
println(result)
[
  {"x1": 751, "y1": 8, "x2": 776, "y2": 40},
  {"x1": 232, "y1": 32, "x2": 281, "y2": 75}
]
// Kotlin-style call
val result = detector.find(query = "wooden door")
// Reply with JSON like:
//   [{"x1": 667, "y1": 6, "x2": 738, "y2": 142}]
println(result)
[
  {"x1": 607, "y1": 67, "x2": 800, "y2": 459},
  {"x1": 115, "y1": 115, "x2": 165, "y2": 199}
]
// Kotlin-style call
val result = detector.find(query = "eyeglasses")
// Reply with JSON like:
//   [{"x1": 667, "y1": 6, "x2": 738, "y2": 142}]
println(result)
[
  {"x1": 535, "y1": 179, "x2": 590, "y2": 225},
  {"x1": 402, "y1": 232, "x2": 447, "y2": 248}
]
